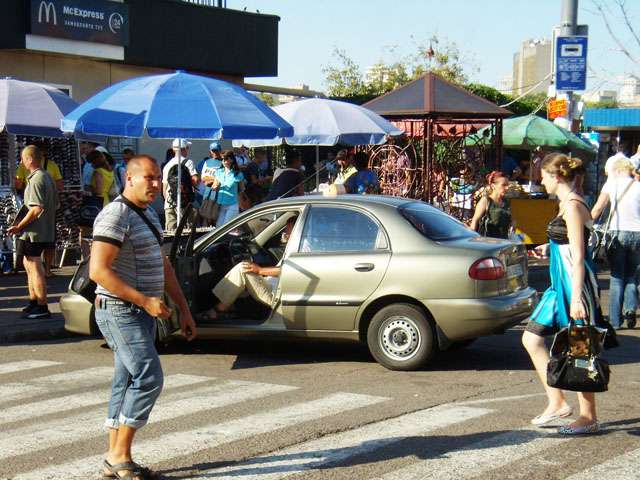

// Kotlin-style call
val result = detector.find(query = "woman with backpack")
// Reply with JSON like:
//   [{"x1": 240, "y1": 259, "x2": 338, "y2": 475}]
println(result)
[
  {"x1": 214, "y1": 151, "x2": 246, "y2": 227},
  {"x1": 469, "y1": 171, "x2": 512, "y2": 239}
]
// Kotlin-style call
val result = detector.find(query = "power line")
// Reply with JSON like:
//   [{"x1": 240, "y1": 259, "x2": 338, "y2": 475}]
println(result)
[{"x1": 499, "y1": 72, "x2": 553, "y2": 107}]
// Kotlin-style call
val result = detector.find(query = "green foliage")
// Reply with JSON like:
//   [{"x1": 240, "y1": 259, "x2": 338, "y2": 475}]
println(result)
[
  {"x1": 464, "y1": 84, "x2": 547, "y2": 116},
  {"x1": 256, "y1": 92, "x2": 277, "y2": 106},
  {"x1": 322, "y1": 36, "x2": 469, "y2": 99},
  {"x1": 321, "y1": 49, "x2": 369, "y2": 98},
  {"x1": 584, "y1": 99, "x2": 619, "y2": 109},
  {"x1": 323, "y1": 41, "x2": 545, "y2": 116}
]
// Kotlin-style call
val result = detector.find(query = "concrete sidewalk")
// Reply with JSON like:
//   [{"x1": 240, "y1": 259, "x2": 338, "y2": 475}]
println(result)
[{"x1": 0, "y1": 266, "x2": 78, "y2": 344}]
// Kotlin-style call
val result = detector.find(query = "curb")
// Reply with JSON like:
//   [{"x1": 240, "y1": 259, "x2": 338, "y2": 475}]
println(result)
[{"x1": 0, "y1": 323, "x2": 74, "y2": 345}]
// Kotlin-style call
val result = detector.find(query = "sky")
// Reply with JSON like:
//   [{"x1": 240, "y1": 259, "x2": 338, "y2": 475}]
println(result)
[{"x1": 226, "y1": 0, "x2": 640, "y2": 96}]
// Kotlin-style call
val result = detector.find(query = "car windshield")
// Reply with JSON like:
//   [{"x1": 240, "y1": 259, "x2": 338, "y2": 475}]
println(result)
[{"x1": 399, "y1": 202, "x2": 478, "y2": 241}]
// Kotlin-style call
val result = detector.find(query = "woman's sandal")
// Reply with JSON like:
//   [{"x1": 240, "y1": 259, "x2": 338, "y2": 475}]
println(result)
[{"x1": 103, "y1": 460, "x2": 159, "y2": 480}]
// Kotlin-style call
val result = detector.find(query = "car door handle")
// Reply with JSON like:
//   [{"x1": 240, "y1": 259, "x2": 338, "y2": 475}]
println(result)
[{"x1": 354, "y1": 263, "x2": 375, "y2": 272}]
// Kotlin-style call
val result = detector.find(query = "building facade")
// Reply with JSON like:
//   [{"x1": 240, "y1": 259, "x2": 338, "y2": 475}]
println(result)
[
  {"x1": 0, "y1": 0, "x2": 280, "y2": 164},
  {"x1": 512, "y1": 38, "x2": 552, "y2": 96}
]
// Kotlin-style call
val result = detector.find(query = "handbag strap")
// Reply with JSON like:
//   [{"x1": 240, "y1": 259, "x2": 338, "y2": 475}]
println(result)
[
  {"x1": 114, "y1": 197, "x2": 163, "y2": 246},
  {"x1": 602, "y1": 179, "x2": 634, "y2": 235}
]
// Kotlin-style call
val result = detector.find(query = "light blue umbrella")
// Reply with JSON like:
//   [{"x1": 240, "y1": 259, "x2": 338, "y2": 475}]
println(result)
[
  {"x1": 62, "y1": 71, "x2": 293, "y2": 223},
  {"x1": 233, "y1": 98, "x2": 403, "y2": 187}
]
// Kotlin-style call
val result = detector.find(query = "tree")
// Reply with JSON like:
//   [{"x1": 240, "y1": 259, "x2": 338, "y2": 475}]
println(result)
[
  {"x1": 321, "y1": 48, "x2": 369, "y2": 98},
  {"x1": 411, "y1": 35, "x2": 470, "y2": 84},
  {"x1": 322, "y1": 40, "x2": 546, "y2": 115},
  {"x1": 256, "y1": 92, "x2": 277, "y2": 106}
]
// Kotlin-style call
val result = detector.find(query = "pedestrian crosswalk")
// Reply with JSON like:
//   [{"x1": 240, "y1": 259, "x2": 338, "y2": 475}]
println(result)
[{"x1": 0, "y1": 359, "x2": 638, "y2": 480}]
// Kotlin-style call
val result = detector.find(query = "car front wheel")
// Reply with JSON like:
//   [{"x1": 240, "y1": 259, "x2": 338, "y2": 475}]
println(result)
[{"x1": 366, "y1": 303, "x2": 435, "y2": 371}]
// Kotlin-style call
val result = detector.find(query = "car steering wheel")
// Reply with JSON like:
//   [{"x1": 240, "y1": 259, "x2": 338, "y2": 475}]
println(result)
[{"x1": 228, "y1": 237, "x2": 254, "y2": 265}]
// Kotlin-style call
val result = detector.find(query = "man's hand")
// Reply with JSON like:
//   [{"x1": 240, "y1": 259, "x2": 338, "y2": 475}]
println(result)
[
  {"x1": 142, "y1": 296, "x2": 172, "y2": 319},
  {"x1": 241, "y1": 261, "x2": 260, "y2": 274},
  {"x1": 6, "y1": 226, "x2": 20, "y2": 236},
  {"x1": 179, "y1": 308, "x2": 197, "y2": 341}
]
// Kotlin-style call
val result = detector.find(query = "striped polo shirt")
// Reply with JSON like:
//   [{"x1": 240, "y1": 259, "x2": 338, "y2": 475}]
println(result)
[{"x1": 92, "y1": 196, "x2": 164, "y2": 299}]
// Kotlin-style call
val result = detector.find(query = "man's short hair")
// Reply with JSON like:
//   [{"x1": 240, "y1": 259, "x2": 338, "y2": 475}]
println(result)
[
  {"x1": 22, "y1": 145, "x2": 43, "y2": 163},
  {"x1": 285, "y1": 149, "x2": 301, "y2": 166},
  {"x1": 122, "y1": 147, "x2": 135, "y2": 155},
  {"x1": 126, "y1": 154, "x2": 158, "y2": 174}
]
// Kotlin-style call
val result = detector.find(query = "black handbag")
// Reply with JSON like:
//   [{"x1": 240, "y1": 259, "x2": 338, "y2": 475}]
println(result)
[
  {"x1": 198, "y1": 188, "x2": 220, "y2": 222},
  {"x1": 547, "y1": 318, "x2": 610, "y2": 392}
]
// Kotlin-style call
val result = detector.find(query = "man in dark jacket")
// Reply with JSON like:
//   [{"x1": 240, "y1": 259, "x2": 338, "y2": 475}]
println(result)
[{"x1": 266, "y1": 150, "x2": 305, "y2": 201}]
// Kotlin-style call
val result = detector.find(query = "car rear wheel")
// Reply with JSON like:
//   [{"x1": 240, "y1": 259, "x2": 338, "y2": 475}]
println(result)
[{"x1": 366, "y1": 303, "x2": 435, "y2": 371}]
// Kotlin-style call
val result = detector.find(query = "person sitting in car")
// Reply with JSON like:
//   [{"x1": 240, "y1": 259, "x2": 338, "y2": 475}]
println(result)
[{"x1": 201, "y1": 216, "x2": 297, "y2": 320}]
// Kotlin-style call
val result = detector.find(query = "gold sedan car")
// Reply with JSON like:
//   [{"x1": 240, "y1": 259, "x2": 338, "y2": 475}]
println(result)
[{"x1": 62, "y1": 196, "x2": 537, "y2": 370}]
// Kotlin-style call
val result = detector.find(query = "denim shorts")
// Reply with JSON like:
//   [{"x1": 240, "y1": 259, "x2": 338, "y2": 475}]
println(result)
[{"x1": 95, "y1": 296, "x2": 163, "y2": 430}]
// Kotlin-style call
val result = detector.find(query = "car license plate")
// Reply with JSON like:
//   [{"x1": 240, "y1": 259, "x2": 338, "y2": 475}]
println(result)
[{"x1": 507, "y1": 263, "x2": 523, "y2": 278}]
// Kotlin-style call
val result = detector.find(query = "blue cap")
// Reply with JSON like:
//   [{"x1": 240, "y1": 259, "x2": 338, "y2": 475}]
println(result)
[{"x1": 209, "y1": 141, "x2": 221, "y2": 151}]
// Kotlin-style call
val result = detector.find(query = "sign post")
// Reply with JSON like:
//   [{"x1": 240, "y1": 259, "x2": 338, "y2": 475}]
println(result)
[{"x1": 555, "y1": 36, "x2": 588, "y2": 92}]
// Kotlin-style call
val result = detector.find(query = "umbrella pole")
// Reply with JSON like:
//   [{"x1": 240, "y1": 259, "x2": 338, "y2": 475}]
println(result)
[
  {"x1": 315, "y1": 146, "x2": 320, "y2": 191},
  {"x1": 177, "y1": 138, "x2": 182, "y2": 228}
]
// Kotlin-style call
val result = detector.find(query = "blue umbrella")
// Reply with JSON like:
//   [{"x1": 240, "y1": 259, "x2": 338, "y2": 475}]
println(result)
[
  {"x1": 62, "y1": 71, "x2": 293, "y2": 223},
  {"x1": 61, "y1": 71, "x2": 293, "y2": 140}
]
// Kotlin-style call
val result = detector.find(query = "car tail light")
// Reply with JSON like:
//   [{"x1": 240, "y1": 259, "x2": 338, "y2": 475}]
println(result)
[{"x1": 469, "y1": 257, "x2": 505, "y2": 280}]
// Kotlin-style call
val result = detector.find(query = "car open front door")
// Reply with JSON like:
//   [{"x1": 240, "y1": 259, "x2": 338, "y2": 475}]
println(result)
[
  {"x1": 162, "y1": 204, "x2": 197, "y2": 341},
  {"x1": 276, "y1": 205, "x2": 391, "y2": 331}
]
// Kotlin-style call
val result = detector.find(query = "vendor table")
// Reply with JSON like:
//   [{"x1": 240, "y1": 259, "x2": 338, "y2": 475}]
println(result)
[{"x1": 510, "y1": 197, "x2": 557, "y2": 245}]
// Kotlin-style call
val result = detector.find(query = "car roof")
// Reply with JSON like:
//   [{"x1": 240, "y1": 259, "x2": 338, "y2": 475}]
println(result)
[{"x1": 259, "y1": 194, "x2": 419, "y2": 210}]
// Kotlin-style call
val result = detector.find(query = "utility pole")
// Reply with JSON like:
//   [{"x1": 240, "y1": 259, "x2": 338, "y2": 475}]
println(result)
[{"x1": 560, "y1": 0, "x2": 578, "y2": 131}]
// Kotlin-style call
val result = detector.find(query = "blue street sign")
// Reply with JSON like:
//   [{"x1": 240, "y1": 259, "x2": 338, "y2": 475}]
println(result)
[{"x1": 555, "y1": 36, "x2": 588, "y2": 91}]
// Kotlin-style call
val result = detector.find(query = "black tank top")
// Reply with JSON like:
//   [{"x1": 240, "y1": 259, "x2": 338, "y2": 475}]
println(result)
[{"x1": 547, "y1": 198, "x2": 591, "y2": 245}]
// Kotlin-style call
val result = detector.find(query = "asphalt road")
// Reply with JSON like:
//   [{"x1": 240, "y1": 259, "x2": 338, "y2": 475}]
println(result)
[{"x1": 2, "y1": 319, "x2": 640, "y2": 479}]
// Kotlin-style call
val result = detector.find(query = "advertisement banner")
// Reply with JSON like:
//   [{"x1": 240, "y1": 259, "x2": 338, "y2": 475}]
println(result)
[{"x1": 30, "y1": 0, "x2": 129, "y2": 46}]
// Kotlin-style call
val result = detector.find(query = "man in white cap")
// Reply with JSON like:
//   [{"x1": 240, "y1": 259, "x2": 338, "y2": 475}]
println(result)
[{"x1": 162, "y1": 139, "x2": 199, "y2": 231}]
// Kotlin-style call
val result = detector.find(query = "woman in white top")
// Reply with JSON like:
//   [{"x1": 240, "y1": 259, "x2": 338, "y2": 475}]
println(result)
[{"x1": 592, "y1": 157, "x2": 640, "y2": 329}]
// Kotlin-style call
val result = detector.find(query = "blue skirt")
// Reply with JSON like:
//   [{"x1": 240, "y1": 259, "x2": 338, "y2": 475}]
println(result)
[{"x1": 526, "y1": 240, "x2": 602, "y2": 336}]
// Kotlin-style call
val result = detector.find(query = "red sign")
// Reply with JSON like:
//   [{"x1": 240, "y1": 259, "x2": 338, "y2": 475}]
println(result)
[{"x1": 547, "y1": 99, "x2": 568, "y2": 120}]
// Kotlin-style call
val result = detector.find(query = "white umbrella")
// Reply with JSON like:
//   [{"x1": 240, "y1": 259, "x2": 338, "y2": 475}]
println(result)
[
  {"x1": 0, "y1": 78, "x2": 80, "y2": 138},
  {"x1": 233, "y1": 98, "x2": 403, "y2": 187}
]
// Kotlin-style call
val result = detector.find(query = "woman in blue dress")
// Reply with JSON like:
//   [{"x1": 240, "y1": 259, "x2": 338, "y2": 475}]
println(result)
[
  {"x1": 523, "y1": 153, "x2": 603, "y2": 435},
  {"x1": 214, "y1": 151, "x2": 246, "y2": 227}
]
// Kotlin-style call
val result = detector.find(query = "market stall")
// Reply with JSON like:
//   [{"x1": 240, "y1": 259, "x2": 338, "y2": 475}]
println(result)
[
  {"x1": 465, "y1": 114, "x2": 598, "y2": 244},
  {"x1": 363, "y1": 72, "x2": 511, "y2": 220},
  {"x1": 0, "y1": 79, "x2": 85, "y2": 272}
]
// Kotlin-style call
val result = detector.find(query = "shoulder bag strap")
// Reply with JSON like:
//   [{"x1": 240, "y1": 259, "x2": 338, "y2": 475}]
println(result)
[
  {"x1": 602, "y1": 180, "x2": 634, "y2": 236},
  {"x1": 114, "y1": 198, "x2": 163, "y2": 246}
]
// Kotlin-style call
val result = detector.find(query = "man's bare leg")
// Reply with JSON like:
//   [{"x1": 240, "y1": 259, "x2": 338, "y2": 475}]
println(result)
[
  {"x1": 106, "y1": 425, "x2": 144, "y2": 479},
  {"x1": 24, "y1": 256, "x2": 47, "y2": 305}
]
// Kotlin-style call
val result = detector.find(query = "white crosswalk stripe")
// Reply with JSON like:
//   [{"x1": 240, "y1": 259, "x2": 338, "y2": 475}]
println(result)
[
  {"x1": 0, "y1": 378, "x2": 297, "y2": 461},
  {"x1": 0, "y1": 366, "x2": 113, "y2": 404},
  {"x1": 0, "y1": 360, "x2": 62, "y2": 375},
  {"x1": 188, "y1": 404, "x2": 493, "y2": 480},
  {"x1": 370, "y1": 427, "x2": 569, "y2": 480},
  {"x1": 0, "y1": 373, "x2": 212, "y2": 425},
  {"x1": 14, "y1": 392, "x2": 388, "y2": 480},
  {"x1": 564, "y1": 448, "x2": 640, "y2": 480}
]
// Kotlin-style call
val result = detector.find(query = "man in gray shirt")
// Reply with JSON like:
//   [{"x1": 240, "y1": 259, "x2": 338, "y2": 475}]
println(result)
[
  {"x1": 90, "y1": 154, "x2": 196, "y2": 480},
  {"x1": 7, "y1": 145, "x2": 57, "y2": 319}
]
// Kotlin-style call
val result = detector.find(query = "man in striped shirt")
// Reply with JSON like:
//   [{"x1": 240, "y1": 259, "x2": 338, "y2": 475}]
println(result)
[{"x1": 90, "y1": 154, "x2": 196, "y2": 480}]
